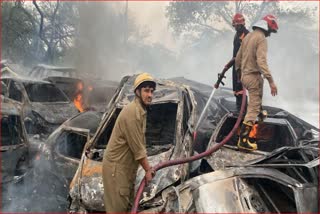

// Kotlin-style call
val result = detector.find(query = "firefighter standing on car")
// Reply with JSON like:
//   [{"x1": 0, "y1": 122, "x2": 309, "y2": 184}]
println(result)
[
  {"x1": 231, "y1": 13, "x2": 250, "y2": 111},
  {"x1": 235, "y1": 15, "x2": 279, "y2": 151},
  {"x1": 214, "y1": 14, "x2": 249, "y2": 110},
  {"x1": 102, "y1": 73, "x2": 156, "y2": 212}
]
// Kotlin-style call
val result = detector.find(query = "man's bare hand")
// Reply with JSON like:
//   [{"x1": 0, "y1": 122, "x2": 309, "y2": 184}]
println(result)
[
  {"x1": 270, "y1": 82, "x2": 278, "y2": 96},
  {"x1": 145, "y1": 168, "x2": 156, "y2": 185}
]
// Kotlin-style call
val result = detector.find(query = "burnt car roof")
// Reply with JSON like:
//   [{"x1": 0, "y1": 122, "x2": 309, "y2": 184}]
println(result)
[
  {"x1": 2, "y1": 77, "x2": 51, "y2": 84},
  {"x1": 33, "y1": 64, "x2": 75, "y2": 71},
  {"x1": 63, "y1": 111, "x2": 102, "y2": 135},
  {"x1": 113, "y1": 75, "x2": 189, "y2": 108}
]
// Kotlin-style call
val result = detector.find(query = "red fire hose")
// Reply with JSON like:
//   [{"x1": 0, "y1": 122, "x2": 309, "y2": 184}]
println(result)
[{"x1": 131, "y1": 89, "x2": 247, "y2": 213}]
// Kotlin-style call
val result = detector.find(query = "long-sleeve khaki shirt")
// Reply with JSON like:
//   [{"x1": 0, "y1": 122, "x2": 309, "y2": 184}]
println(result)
[
  {"x1": 104, "y1": 97, "x2": 147, "y2": 168},
  {"x1": 235, "y1": 29, "x2": 274, "y2": 84}
]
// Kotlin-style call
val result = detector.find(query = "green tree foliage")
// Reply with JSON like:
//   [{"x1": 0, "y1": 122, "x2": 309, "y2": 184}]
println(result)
[{"x1": 2, "y1": 1, "x2": 79, "y2": 66}]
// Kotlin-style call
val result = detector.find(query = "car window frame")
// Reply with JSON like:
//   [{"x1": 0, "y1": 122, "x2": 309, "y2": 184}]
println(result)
[
  {"x1": 8, "y1": 80, "x2": 24, "y2": 103},
  {"x1": 54, "y1": 126, "x2": 90, "y2": 161}
]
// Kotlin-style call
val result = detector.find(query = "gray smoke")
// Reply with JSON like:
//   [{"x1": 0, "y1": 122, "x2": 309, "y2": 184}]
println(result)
[{"x1": 73, "y1": 2, "x2": 318, "y2": 127}]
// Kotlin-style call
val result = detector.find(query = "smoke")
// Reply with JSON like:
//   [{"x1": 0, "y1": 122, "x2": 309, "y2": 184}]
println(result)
[
  {"x1": 75, "y1": 2, "x2": 138, "y2": 81},
  {"x1": 264, "y1": 15, "x2": 319, "y2": 127},
  {"x1": 2, "y1": 138, "x2": 69, "y2": 212},
  {"x1": 73, "y1": 1, "x2": 318, "y2": 128}
]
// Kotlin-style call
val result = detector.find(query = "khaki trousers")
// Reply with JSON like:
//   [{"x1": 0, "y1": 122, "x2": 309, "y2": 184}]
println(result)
[
  {"x1": 102, "y1": 159, "x2": 137, "y2": 213},
  {"x1": 241, "y1": 73, "x2": 264, "y2": 123}
]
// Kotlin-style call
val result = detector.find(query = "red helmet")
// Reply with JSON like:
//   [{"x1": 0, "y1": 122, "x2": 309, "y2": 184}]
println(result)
[
  {"x1": 263, "y1": 14, "x2": 278, "y2": 32},
  {"x1": 232, "y1": 13, "x2": 245, "y2": 26}
]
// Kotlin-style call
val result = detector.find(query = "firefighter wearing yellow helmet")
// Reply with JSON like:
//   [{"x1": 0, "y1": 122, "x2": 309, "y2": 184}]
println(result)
[{"x1": 102, "y1": 73, "x2": 156, "y2": 212}]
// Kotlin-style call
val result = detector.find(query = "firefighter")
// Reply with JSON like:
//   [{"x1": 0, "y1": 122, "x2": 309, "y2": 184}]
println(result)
[
  {"x1": 231, "y1": 13, "x2": 250, "y2": 111},
  {"x1": 102, "y1": 73, "x2": 156, "y2": 212},
  {"x1": 235, "y1": 15, "x2": 279, "y2": 151}
]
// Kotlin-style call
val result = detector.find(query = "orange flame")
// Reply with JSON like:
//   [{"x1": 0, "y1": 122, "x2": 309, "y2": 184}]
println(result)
[
  {"x1": 74, "y1": 93, "x2": 84, "y2": 112},
  {"x1": 249, "y1": 124, "x2": 258, "y2": 138}
]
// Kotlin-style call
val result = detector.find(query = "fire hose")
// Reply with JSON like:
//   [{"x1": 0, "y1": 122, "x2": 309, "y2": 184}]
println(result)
[{"x1": 131, "y1": 85, "x2": 247, "y2": 213}]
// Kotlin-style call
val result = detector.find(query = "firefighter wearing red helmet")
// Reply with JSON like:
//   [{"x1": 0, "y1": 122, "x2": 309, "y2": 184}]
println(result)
[
  {"x1": 230, "y1": 13, "x2": 250, "y2": 111},
  {"x1": 263, "y1": 14, "x2": 279, "y2": 33},
  {"x1": 235, "y1": 15, "x2": 278, "y2": 151},
  {"x1": 232, "y1": 13, "x2": 245, "y2": 26}
]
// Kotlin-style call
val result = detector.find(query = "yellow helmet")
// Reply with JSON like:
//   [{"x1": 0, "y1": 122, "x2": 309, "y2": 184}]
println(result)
[{"x1": 133, "y1": 73, "x2": 156, "y2": 92}]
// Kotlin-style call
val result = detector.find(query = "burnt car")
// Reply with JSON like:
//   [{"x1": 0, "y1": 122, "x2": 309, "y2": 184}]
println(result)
[
  {"x1": 144, "y1": 145, "x2": 319, "y2": 213},
  {"x1": 29, "y1": 65, "x2": 118, "y2": 112},
  {"x1": 203, "y1": 96, "x2": 319, "y2": 170},
  {"x1": 68, "y1": 75, "x2": 318, "y2": 212},
  {"x1": 40, "y1": 111, "x2": 103, "y2": 181},
  {"x1": 1, "y1": 77, "x2": 78, "y2": 137},
  {"x1": 67, "y1": 75, "x2": 225, "y2": 212},
  {"x1": 138, "y1": 94, "x2": 319, "y2": 212},
  {"x1": 1, "y1": 96, "x2": 30, "y2": 184}
]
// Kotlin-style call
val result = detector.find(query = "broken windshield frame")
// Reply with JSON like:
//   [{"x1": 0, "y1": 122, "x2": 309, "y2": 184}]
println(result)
[{"x1": 23, "y1": 83, "x2": 69, "y2": 103}]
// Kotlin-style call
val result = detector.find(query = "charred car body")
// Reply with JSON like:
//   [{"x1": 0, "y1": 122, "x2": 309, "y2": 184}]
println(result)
[
  {"x1": 41, "y1": 111, "x2": 103, "y2": 182},
  {"x1": 29, "y1": 64, "x2": 118, "y2": 112},
  {"x1": 67, "y1": 75, "x2": 319, "y2": 212},
  {"x1": 1, "y1": 96, "x2": 30, "y2": 184},
  {"x1": 139, "y1": 95, "x2": 319, "y2": 212},
  {"x1": 1, "y1": 77, "x2": 78, "y2": 137},
  {"x1": 67, "y1": 75, "x2": 225, "y2": 212},
  {"x1": 144, "y1": 145, "x2": 319, "y2": 213}
]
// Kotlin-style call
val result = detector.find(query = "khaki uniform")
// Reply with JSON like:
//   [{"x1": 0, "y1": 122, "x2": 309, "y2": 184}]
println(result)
[
  {"x1": 102, "y1": 98, "x2": 147, "y2": 212},
  {"x1": 235, "y1": 29, "x2": 274, "y2": 123}
]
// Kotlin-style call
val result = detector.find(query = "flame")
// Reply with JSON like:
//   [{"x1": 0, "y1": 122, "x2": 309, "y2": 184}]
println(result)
[
  {"x1": 88, "y1": 86, "x2": 93, "y2": 91},
  {"x1": 249, "y1": 124, "x2": 258, "y2": 138},
  {"x1": 74, "y1": 93, "x2": 84, "y2": 112}
]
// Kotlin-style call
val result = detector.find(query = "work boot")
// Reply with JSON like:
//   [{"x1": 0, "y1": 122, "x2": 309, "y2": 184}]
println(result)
[
  {"x1": 257, "y1": 110, "x2": 268, "y2": 123},
  {"x1": 237, "y1": 122, "x2": 258, "y2": 151}
]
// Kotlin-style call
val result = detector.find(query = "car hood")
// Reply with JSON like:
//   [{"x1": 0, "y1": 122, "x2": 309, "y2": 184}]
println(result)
[
  {"x1": 70, "y1": 147, "x2": 177, "y2": 211},
  {"x1": 31, "y1": 102, "x2": 78, "y2": 124}
]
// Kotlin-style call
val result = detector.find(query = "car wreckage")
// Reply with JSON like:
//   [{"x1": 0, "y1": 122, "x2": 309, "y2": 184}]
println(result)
[
  {"x1": 144, "y1": 147, "x2": 318, "y2": 213},
  {"x1": 1, "y1": 95, "x2": 30, "y2": 184},
  {"x1": 1, "y1": 77, "x2": 79, "y2": 136},
  {"x1": 67, "y1": 75, "x2": 226, "y2": 212},
  {"x1": 67, "y1": 75, "x2": 319, "y2": 212},
  {"x1": 28, "y1": 64, "x2": 118, "y2": 112},
  {"x1": 41, "y1": 110, "x2": 103, "y2": 181}
]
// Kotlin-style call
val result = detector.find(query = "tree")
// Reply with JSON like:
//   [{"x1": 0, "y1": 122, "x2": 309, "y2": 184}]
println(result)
[
  {"x1": 165, "y1": 1, "x2": 316, "y2": 39},
  {"x1": 2, "y1": 1, "x2": 38, "y2": 64},
  {"x1": 2, "y1": 1, "x2": 79, "y2": 65},
  {"x1": 32, "y1": 0, "x2": 79, "y2": 64}
]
